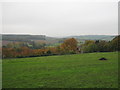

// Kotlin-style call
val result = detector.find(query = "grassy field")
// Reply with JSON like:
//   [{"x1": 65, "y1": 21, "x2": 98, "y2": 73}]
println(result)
[{"x1": 3, "y1": 52, "x2": 118, "y2": 88}]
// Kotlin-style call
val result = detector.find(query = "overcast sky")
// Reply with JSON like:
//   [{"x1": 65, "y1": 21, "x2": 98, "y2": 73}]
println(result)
[{"x1": 1, "y1": 0, "x2": 118, "y2": 37}]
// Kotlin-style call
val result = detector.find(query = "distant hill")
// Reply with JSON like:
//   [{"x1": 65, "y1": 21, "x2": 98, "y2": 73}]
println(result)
[
  {"x1": 2, "y1": 34, "x2": 116, "y2": 41},
  {"x1": 66, "y1": 35, "x2": 116, "y2": 41},
  {"x1": 2, "y1": 34, "x2": 62, "y2": 46},
  {"x1": 1, "y1": 34, "x2": 116, "y2": 47},
  {"x1": 2, "y1": 34, "x2": 46, "y2": 41}
]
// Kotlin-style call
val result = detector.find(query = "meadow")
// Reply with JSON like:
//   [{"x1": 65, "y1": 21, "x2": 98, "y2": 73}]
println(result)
[{"x1": 2, "y1": 52, "x2": 118, "y2": 88}]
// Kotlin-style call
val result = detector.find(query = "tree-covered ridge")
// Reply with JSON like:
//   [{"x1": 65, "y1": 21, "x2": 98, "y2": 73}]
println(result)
[
  {"x1": 2, "y1": 35, "x2": 120, "y2": 58},
  {"x1": 2, "y1": 34, "x2": 46, "y2": 41},
  {"x1": 2, "y1": 34, "x2": 116, "y2": 49}
]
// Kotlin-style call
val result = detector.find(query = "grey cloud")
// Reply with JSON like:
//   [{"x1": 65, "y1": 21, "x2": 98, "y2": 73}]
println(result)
[{"x1": 2, "y1": 2, "x2": 118, "y2": 37}]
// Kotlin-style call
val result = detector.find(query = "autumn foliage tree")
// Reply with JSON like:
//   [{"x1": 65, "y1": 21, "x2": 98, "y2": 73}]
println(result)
[{"x1": 60, "y1": 38, "x2": 78, "y2": 54}]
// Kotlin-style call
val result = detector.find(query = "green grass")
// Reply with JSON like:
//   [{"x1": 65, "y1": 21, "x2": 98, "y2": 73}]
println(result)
[{"x1": 3, "y1": 52, "x2": 118, "y2": 88}]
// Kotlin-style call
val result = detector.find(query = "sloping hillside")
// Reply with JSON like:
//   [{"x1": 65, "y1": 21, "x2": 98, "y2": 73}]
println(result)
[
  {"x1": 67, "y1": 35, "x2": 116, "y2": 41},
  {"x1": 3, "y1": 52, "x2": 118, "y2": 88}
]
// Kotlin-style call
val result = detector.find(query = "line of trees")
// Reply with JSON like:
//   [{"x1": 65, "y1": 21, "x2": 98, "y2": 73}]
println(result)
[
  {"x1": 2, "y1": 35, "x2": 120, "y2": 58},
  {"x1": 3, "y1": 41, "x2": 46, "y2": 49},
  {"x1": 2, "y1": 38, "x2": 78, "y2": 58},
  {"x1": 81, "y1": 35, "x2": 120, "y2": 53}
]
